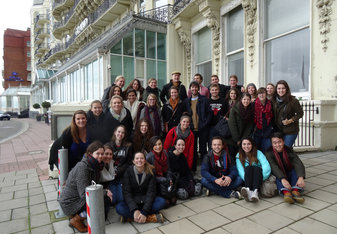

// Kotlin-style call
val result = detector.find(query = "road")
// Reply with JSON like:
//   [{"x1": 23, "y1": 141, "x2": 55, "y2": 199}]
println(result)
[{"x1": 0, "y1": 118, "x2": 26, "y2": 143}]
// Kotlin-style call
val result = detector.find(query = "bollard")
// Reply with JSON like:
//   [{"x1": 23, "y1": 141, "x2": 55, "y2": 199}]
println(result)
[
  {"x1": 55, "y1": 147, "x2": 69, "y2": 218},
  {"x1": 86, "y1": 181, "x2": 106, "y2": 234}
]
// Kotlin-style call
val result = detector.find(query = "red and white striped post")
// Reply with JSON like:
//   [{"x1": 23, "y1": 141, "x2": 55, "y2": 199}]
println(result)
[
  {"x1": 86, "y1": 181, "x2": 105, "y2": 234},
  {"x1": 55, "y1": 147, "x2": 68, "y2": 218}
]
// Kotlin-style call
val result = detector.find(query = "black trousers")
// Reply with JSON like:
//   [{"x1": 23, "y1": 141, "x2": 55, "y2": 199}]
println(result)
[
  {"x1": 244, "y1": 166, "x2": 263, "y2": 190},
  {"x1": 192, "y1": 129, "x2": 209, "y2": 171}
]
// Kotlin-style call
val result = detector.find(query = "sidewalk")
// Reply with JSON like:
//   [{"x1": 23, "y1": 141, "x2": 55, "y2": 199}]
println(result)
[{"x1": 1, "y1": 119, "x2": 337, "y2": 233}]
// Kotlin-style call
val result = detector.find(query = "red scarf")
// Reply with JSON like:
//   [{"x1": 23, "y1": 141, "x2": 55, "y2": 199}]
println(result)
[
  {"x1": 272, "y1": 148, "x2": 293, "y2": 177},
  {"x1": 254, "y1": 98, "x2": 273, "y2": 130},
  {"x1": 153, "y1": 150, "x2": 168, "y2": 177}
]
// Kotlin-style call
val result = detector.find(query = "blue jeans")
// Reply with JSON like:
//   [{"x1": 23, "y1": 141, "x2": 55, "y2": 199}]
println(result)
[
  {"x1": 253, "y1": 135, "x2": 272, "y2": 153},
  {"x1": 275, "y1": 168, "x2": 303, "y2": 192},
  {"x1": 115, "y1": 196, "x2": 166, "y2": 219},
  {"x1": 201, "y1": 176, "x2": 243, "y2": 198},
  {"x1": 107, "y1": 181, "x2": 123, "y2": 205},
  {"x1": 283, "y1": 134, "x2": 298, "y2": 148}
]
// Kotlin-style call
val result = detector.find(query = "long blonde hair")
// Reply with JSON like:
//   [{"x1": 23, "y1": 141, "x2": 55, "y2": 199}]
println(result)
[{"x1": 134, "y1": 152, "x2": 154, "y2": 175}]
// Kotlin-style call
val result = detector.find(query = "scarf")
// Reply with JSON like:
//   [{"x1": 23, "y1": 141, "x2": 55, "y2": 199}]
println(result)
[
  {"x1": 176, "y1": 123, "x2": 191, "y2": 139},
  {"x1": 272, "y1": 148, "x2": 293, "y2": 178},
  {"x1": 152, "y1": 150, "x2": 168, "y2": 177},
  {"x1": 210, "y1": 148, "x2": 230, "y2": 177},
  {"x1": 239, "y1": 102, "x2": 254, "y2": 122},
  {"x1": 133, "y1": 166, "x2": 146, "y2": 185},
  {"x1": 110, "y1": 107, "x2": 127, "y2": 122},
  {"x1": 144, "y1": 106, "x2": 161, "y2": 136},
  {"x1": 169, "y1": 97, "x2": 179, "y2": 110},
  {"x1": 254, "y1": 98, "x2": 273, "y2": 129},
  {"x1": 146, "y1": 86, "x2": 159, "y2": 96},
  {"x1": 87, "y1": 155, "x2": 104, "y2": 171}
]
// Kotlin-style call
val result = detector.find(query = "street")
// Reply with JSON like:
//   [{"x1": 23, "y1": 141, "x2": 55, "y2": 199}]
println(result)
[{"x1": 0, "y1": 118, "x2": 26, "y2": 143}]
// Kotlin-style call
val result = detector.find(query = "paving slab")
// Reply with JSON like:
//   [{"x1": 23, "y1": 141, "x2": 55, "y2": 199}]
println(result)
[
  {"x1": 29, "y1": 187, "x2": 44, "y2": 196},
  {"x1": 161, "y1": 204, "x2": 196, "y2": 222},
  {"x1": 236, "y1": 199, "x2": 274, "y2": 212},
  {"x1": 105, "y1": 222, "x2": 137, "y2": 233},
  {"x1": 12, "y1": 207, "x2": 29, "y2": 219},
  {"x1": 132, "y1": 220, "x2": 169, "y2": 233},
  {"x1": 45, "y1": 190, "x2": 58, "y2": 202},
  {"x1": 222, "y1": 218, "x2": 271, "y2": 234},
  {"x1": 53, "y1": 219, "x2": 74, "y2": 234},
  {"x1": 268, "y1": 202, "x2": 313, "y2": 220},
  {"x1": 183, "y1": 197, "x2": 219, "y2": 213},
  {"x1": 288, "y1": 217, "x2": 337, "y2": 234},
  {"x1": 309, "y1": 209, "x2": 337, "y2": 228},
  {"x1": 158, "y1": 218, "x2": 204, "y2": 234},
  {"x1": 29, "y1": 193, "x2": 46, "y2": 206},
  {"x1": 141, "y1": 228, "x2": 163, "y2": 234},
  {"x1": 306, "y1": 189, "x2": 337, "y2": 203},
  {"x1": 274, "y1": 227, "x2": 300, "y2": 234},
  {"x1": 15, "y1": 189, "x2": 29, "y2": 198},
  {"x1": 0, "y1": 197, "x2": 28, "y2": 211},
  {"x1": 205, "y1": 227, "x2": 230, "y2": 234},
  {"x1": 31, "y1": 224, "x2": 54, "y2": 234},
  {"x1": 188, "y1": 210, "x2": 230, "y2": 231},
  {"x1": 247, "y1": 210, "x2": 293, "y2": 231},
  {"x1": 30, "y1": 203, "x2": 48, "y2": 215},
  {"x1": 0, "y1": 218, "x2": 29, "y2": 233},
  {"x1": 0, "y1": 191, "x2": 14, "y2": 201},
  {"x1": 30, "y1": 212, "x2": 51, "y2": 228},
  {"x1": 0, "y1": 209, "x2": 11, "y2": 222},
  {"x1": 214, "y1": 203, "x2": 254, "y2": 221}
]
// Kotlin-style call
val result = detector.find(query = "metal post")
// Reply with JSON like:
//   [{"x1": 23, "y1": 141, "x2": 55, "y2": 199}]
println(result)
[
  {"x1": 55, "y1": 147, "x2": 68, "y2": 218},
  {"x1": 86, "y1": 181, "x2": 106, "y2": 234}
]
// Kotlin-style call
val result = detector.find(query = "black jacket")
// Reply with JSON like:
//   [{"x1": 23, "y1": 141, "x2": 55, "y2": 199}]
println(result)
[
  {"x1": 122, "y1": 166, "x2": 157, "y2": 216},
  {"x1": 184, "y1": 94, "x2": 212, "y2": 130},
  {"x1": 167, "y1": 150, "x2": 193, "y2": 189},
  {"x1": 111, "y1": 143, "x2": 133, "y2": 181},
  {"x1": 103, "y1": 108, "x2": 133, "y2": 142},
  {"x1": 161, "y1": 99, "x2": 186, "y2": 131},
  {"x1": 87, "y1": 110, "x2": 106, "y2": 143},
  {"x1": 160, "y1": 80, "x2": 187, "y2": 104}
]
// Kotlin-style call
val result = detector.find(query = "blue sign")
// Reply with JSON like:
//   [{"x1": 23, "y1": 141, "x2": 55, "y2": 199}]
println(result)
[{"x1": 5, "y1": 72, "x2": 24, "y2": 82}]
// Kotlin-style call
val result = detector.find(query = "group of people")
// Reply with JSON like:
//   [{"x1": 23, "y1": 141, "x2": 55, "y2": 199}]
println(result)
[{"x1": 49, "y1": 72, "x2": 306, "y2": 233}]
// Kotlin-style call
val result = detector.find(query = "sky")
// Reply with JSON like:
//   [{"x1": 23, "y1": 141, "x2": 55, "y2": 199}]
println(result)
[{"x1": 0, "y1": 0, "x2": 33, "y2": 94}]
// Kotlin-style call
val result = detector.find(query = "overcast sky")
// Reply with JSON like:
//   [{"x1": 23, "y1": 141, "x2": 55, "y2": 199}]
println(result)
[{"x1": 0, "y1": 0, "x2": 33, "y2": 94}]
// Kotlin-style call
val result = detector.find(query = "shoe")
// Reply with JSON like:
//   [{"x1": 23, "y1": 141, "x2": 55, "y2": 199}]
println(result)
[
  {"x1": 69, "y1": 214, "x2": 87, "y2": 233},
  {"x1": 250, "y1": 189, "x2": 259, "y2": 202},
  {"x1": 291, "y1": 190, "x2": 305, "y2": 204},
  {"x1": 146, "y1": 213, "x2": 164, "y2": 223},
  {"x1": 241, "y1": 187, "x2": 251, "y2": 202},
  {"x1": 283, "y1": 192, "x2": 295, "y2": 204},
  {"x1": 205, "y1": 189, "x2": 210, "y2": 196},
  {"x1": 120, "y1": 216, "x2": 132, "y2": 223},
  {"x1": 230, "y1": 191, "x2": 242, "y2": 200}
]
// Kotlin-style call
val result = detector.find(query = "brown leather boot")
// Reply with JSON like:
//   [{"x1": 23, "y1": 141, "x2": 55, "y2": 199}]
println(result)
[
  {"x1": 146, "y1": 213, "x2": 164, "y2": 223},
  {"x1": 69, "y1": 214, "x2": 88, "y2": 233}
]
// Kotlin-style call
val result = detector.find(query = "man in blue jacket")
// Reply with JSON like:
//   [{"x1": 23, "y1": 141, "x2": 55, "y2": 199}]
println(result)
[
  {"x1": 201, "y1": 136, "x2": 243, "y2": 198},
  {"x1": 185, "y1": 81, "x2": 212, "y2": 172}
]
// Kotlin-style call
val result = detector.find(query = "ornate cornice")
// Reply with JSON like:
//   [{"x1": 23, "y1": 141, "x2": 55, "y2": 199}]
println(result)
[
  {"x1": 177, "y1": 29, "x2": 192, "y2": 81},
  {"x1": 202, "y1": 9, "x2": 221, "y2": 74},
  {"x1": 242, "y1": 0, "x2": 257, "y2": 67},
  {"x1": 316, "y1": 0, "x2": 335, "y2": 52}
]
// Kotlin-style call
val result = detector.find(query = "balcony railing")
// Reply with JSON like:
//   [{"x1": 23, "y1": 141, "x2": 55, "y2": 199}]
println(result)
[
  {"x1": 52, "y1": 0, "x2": 66, "y2": 9},
  {"x1": 88, "y1": 0, "x2": 116, "y2": 25},
  {"x1": 172, "y1": 0, "x2": 192, "y2": 15},
  {"x1": 53, "y1": 0, "x2": 80, "y2": 31},
  {"x1": 137, "y1": 4, "x2": 173, "y2": 23}
]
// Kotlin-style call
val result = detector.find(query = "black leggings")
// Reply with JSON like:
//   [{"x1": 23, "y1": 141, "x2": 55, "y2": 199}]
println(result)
[{"x1": 244, "y1": 166, "x2": 263, "y2": 190}]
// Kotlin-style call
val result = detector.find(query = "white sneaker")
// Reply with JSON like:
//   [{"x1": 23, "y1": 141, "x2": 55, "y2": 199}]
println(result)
[
  {"x1": 241, "y1": 187, "x2": 251, "y2": 202},
  {"x1": 251, "y1": 189, "x2": 259, "y2": 202}
]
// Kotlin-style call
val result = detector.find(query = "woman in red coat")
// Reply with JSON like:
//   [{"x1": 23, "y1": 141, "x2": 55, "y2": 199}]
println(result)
[{"x1": 164, "y1": 115, "x2": 194, "y2": 170}]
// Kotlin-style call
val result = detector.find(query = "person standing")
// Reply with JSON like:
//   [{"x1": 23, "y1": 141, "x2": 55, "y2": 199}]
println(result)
[
  {"x1": 208, "y1": 74, "x2": 227, "y2": 99},
  {"x1": 188, "y1": 74, "x2": 209, "y2": 98},
  {"x1": 160, "y1": 71, "x2": 187, "y2": 104}
]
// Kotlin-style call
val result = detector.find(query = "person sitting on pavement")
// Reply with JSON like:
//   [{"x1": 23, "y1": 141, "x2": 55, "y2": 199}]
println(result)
[
  {"x1": 201, "y1": 136, "x2": 243, "y2": 199},
  {"x1": 116, "y1": 152, "x2": 166, "y2": 223},
  {"x1": 59, "y1": 141, "x2": 112, "y2": 233},
  {"x1": 265, "y1": 132, "x2": 306, "y2": 204},
  {"x1": 236, "y1": 137, "x2": 271, "y2": 202}
]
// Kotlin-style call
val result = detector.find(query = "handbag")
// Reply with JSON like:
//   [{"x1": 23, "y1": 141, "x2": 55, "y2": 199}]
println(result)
[
  {"x1": 215, "y1": 117, "x2": 231, "y2": 138},
  {"x1": 260, "y1": 174, "x2": 278, "y2": 198}
]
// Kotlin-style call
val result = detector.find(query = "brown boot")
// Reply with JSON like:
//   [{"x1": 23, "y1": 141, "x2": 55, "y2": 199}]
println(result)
[
  {"x1": 146, "y1": 213, "x2": 164, "y2": 223},
  {"x1": 69, "y1": 214, "x2": 88, "y2": 233}
]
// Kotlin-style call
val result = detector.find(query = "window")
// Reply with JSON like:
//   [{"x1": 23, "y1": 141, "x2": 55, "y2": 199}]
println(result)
[
  {"x1": 194, "y1": 27, "x2": 212, "y2": 86},
  {"x1": 27, "y1": 51, "x2": 31, "y2": 57},
  {"x1": 27, "y1": 62, "x2": 31, "y2": 71},
  {"x1": 27, "y1": 41, "x2": 31, "y2": 47},
  {"x1": 224, "y1": 7, "x2": 244, "y2": 85},
  {"x1": 264, "y1": 0, "x2": 310, "y2": 93},
  {"x1": 27, "y1": 72, "x2": 31, "y2": 81}
]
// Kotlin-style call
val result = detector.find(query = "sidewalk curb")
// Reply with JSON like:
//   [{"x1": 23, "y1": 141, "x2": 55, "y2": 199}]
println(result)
[{"x1": 0, "y1": 119, "x2": 29, "y2": 144}]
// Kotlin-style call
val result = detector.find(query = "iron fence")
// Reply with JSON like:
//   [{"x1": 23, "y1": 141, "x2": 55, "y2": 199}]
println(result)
[{"x1": 294, "y1": 101, "x2": 317, "y2": 148}]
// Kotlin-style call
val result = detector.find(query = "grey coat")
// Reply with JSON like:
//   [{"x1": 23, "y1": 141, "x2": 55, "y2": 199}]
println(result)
[{"x1": 59, "y1": 156, "x2": 100, "y2": 216}]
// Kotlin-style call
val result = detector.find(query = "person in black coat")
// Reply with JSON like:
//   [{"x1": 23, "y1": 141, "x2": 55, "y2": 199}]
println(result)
[
  {"x1": 87, "y1": 100, "x2": 106, "y2": 143},
  {"x1": 160, "y1": 71, "x2": 187, "y2": 104},
  {"x1": 103, "y1": 95, "x2": 133, "y2": 142},
  {"x1": 116, "y1": 152, "x2": 166, "y2": 223}
]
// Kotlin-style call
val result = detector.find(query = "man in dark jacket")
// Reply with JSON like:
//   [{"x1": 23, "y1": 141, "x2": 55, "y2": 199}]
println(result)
[
  {"x1": 160, "y1": 71, "x2": 187, "y2": 104},
  {"x1": 265, "y1": 132, "x2": 305, "y2": 204},
  {"x1": 185, "y1": 81, "x2": 212, "y2": 171},
  {"x1": 201, "y1": 136, "x2": 242, "y2": 198}
]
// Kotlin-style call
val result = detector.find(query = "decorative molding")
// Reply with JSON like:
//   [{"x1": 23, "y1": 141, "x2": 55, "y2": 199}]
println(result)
[
  {"x1": 202, "y1": 9, "x2": 220, "y2": 74},
  {"x1": 316, "y1": 0, "x2": 335, "y2": 52},
  {"x1": 177, "y1": 29, "x2": 192, "y2": 81},
  {"x1": 242, "y1": 0, "x2": 257, "y2": 67}
]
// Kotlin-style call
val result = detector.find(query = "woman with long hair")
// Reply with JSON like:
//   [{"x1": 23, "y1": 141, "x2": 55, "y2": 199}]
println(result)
[
  {"x1": 246, "y1": 83, "x2": 257, "y2": 102},
  {"x1": 87, "y1": 100, "x2": 106, "y2": 143},
  {"x1": 253, "y1": 87, "x2": 274, "y2": 152},
  {"x1": 132, "y1": 118, "x2": 154, "y2": 155},
  {"x1": 116, "y1": 152, "x2": 166, "y2": 223},
  {"x1": 124, "y1": 78, "x2": 144, "y2": 101},
  {"x1": 224, "y1": 87, "x2": 241, "y2": 119},
  {"x1": 146, "y1": 136, "x2": 176, "y2": 207},
  {"x1": 273, "y1": 80, "x2": 303, "y2": 147},
  {"x1": 60, "y1": 110, "x2": 91, "y2": 172},
  {"x1": 164, "y1": 115, "x2": 194, "y2": 170},
  {"x1": 102, "y1": 85, "x2": 122, "y2": 112},
  {"x1": 123, "y1": 89, "x2": 144, "y2": 129},
  {"x1": 139, "y1": 93, "x2": 164, "y2": 136},
  {"x1": 266, "y1": 83, "x2": 275, "y2": 100},
  {"x1": 60, "y1": 141, "x2": 112, "y2": 233},
  {"x1": 143, "y1": 78, "x2": 161, "y2": 106},
  {"x1": 236, "y1": 137, "x2": 271, "y2": 202},
  {"x1": 167, "y1": 138, "x2": 202, "y2": 200},
  {"x1": 162, "y1": 86, "x2": 186, "y2": 133}
]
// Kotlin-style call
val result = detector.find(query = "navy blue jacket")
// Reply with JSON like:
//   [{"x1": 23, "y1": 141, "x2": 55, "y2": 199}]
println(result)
[
  {"x1": 184, "y1": 94, "x2": 212, "y2": 130},
  {"x1": 201, "y1": 150, "x2": 238, "y2": 183}
]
